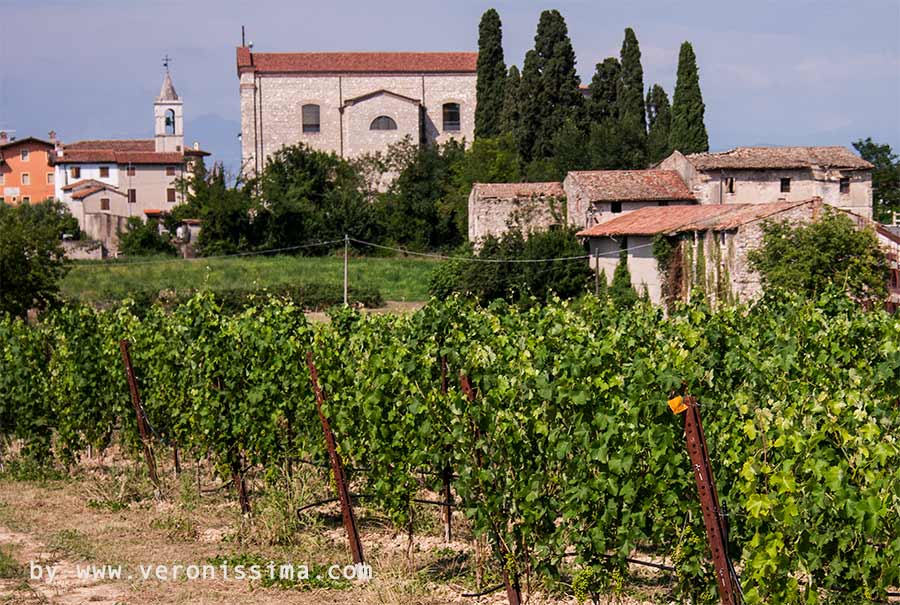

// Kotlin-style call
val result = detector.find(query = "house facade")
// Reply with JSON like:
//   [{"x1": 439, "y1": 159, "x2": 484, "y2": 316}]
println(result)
[
  {"x1": 51, "y1": 70, "x2": 207, "y2": 252},
  {"x1": 237, "y1": 47, "x2": 477, "y2": 174},
  {"x1": 468, "y1": 182, "x2": 566, "y2": 244},
  {"x1": 657, "y1": 146, "x2": 873, "y2": 220},
  {"x1": 0, "y1": 133, "x2": 57, "y2": 204}
]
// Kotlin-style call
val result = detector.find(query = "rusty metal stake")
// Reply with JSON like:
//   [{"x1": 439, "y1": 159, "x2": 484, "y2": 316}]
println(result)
[
  {"x1": 460, "y1": 373, "x2": 521, "y2": 605},
  {"x1": 306, "y1": 352, "x2": 364, "y2": 565},
  {"x1": 119, "y1": 339, "x2": 160, "y2": 490},
  {"x1": 671, "y1": 395, "x2": 740, "y2": 605},
  {"x1": 440, "y1": 355, "x2": 453, "y2": 543}
]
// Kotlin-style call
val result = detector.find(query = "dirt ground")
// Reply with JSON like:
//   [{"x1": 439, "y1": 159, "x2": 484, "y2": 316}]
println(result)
[{"x1": 0, "y1": 454, "x2": 667, "y2": 605}]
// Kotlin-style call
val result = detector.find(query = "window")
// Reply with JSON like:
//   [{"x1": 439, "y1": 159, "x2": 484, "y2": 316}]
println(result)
[
  {"x1": 100, "y1": 166, "x2": 110, "y2": 178},
  {"x1": 302, "y1": 104, "x2": 320, "y2": 133},
  {"x1": 100, "y1": 198, "x2": 110, "y2": 211},
  {"x1": 840, "y1": 177, "x2": 850, "y2": 194},
  {"x1": 22, "y1": 196, "x2": 30, "y2": 204},
  {"x1": 165, "y1": 109, "x2": 176, "y2": 135},
  {"x1": 71, "y1": 167, "x2": 81, "y2": 179},
  {"x1": 442, "y1": 102, "x2": 461, "y2": 131},
  {"x1": 725, "y1": 177, "x2": 735, "y2": 194},
  {"x1": 780, "y1": 177, "x2": 791, "y2": 193},
  {"x1": 127, "y1": 165, "x2": 135, "y2": 176},
  {"x1": 21, "y1": 150, "x2": 29, "y2": 161},
  {"x1": 610, "y1": 201, "x2": 622, "y2": 213},
  {"x1": 167, "y1": 188, "x2": 176, "y2": 202},
  {"x1": 0, "y1": 173, "x2": 4, "y2": 185},
  {"x1": 128, "y1": 189, "x2": 136, "y2": 204},
  {"x1": 166, "y1": 166, "x2": 176, "y2": 176},
  {"x1": 21, "y1": 173, "x2": 29, "y2": 185},
  {"x1": 370, "y1": 116, "x2": 397, "y2": 130},
  {"x1": 46, "y1": 172, "x2": 54, "y2": 184}
]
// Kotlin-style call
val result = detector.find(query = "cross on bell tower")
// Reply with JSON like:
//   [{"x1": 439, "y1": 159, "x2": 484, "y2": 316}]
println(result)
[{"x1": 154, "y1": 55, "x2": 184, "y2": 153}]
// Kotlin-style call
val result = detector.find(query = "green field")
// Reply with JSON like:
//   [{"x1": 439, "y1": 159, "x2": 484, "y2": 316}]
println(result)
[{"x1": 61, "y1": 254, "x2": 439, "y2": 304}]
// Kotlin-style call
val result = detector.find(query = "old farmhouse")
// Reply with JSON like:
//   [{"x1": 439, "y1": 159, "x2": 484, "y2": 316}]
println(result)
[{"x1": 237, "y1": 46, "x2": 477, "y2": 175}]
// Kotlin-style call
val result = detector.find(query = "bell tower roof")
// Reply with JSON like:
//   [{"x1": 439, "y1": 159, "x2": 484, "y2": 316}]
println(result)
[{"x1": 157, "y1": 70, "x2": 179, "y2": 102}]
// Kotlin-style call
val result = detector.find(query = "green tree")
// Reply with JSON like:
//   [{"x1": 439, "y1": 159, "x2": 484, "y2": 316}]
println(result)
[
  {"x1": 747, "y1": 210, "x2": 888, "y2": 305},
  {"x1": 499, "y1": 65, "x2": 522, "y2": 136},
  {"x1": 646, "y1": 84, "x2": 673, "y2": 163},
  {"x1": 118, "y1": 217, "x2": 178, "y2": 256},
  {"x1": 516, "y1": 51, "x2": 542, "y2": 161},
  {"x1": 586, "y1": 58, "x2": 624, "y2": 169},
  {"x1": 549, "y1": 116, "x2": 590, "y2": 178},
  {"x1": 616, "y1": 28, "x2": 648, "y2": 167},
  {"x1": 670, "y1": 41, "x2": 709, "y2": 154},
  {"x1": 475, "y1": 8, "x2": 506, "y2": 139},
  {"x1": 852, "y1": 137, "x2": 900, "y2": 222},
  {"x1": 518, "y1": 10, "x2": 583, "y2": 160},
  {"x1": 609, "y1": 249, "x2": 639, "y2": 308},
  {"x1": 0, "y1": 199, "x2": 74, "y2": 316}
]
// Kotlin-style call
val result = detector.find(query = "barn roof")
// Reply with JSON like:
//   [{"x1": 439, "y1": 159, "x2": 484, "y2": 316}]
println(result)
[
  {"x1": 577, "y1": 199, "x2": 821, "y2": 237},
  {"x1": 684, "y1": 146, "x2": 873, "y2": 170},
  {"x1": 566, "y1": 170, "x2": 695, "y2": 202},
  {"x1": 237, "y1": 48, "x2": 478, "y2": 75}
]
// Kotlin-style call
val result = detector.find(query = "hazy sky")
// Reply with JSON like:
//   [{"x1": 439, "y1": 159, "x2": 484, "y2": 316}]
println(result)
[{"x1": 2, "y1": 0, "x2": 898, "y2": 173}]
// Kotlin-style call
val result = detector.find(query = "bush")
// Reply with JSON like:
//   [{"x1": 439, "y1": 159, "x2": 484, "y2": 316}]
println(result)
[{"x1": 118, "y1": 217, "x2": 178, "y2": 257}]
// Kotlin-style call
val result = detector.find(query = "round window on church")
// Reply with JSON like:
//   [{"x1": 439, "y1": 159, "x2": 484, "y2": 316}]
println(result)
[{"x1": 370, "y1": 116, "x2": 397, "y2": 131}]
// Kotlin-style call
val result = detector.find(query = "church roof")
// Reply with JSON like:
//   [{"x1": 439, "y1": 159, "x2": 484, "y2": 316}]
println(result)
[
  {"x1": 158, "y1": 71, "x2": 179, "y2": 101},
  {"x1": 236, "y1": 48, "x2": 478, "y2": 75}
]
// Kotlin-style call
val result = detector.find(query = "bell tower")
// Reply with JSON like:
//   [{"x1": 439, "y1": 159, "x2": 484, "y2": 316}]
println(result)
[{"x1": 154, "y1": 58, "x2": 183, "y2": 153}]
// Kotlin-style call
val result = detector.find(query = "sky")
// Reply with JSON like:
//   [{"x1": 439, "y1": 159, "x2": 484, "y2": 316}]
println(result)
[{"x1": 2, "y1": 0, "x2": 899, "y2": 174}]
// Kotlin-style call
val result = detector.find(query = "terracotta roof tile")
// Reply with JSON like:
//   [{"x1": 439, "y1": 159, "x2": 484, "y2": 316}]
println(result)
[
  {"x1": 237, "y1": 49, "x2": 478, "y2": 74},
  {"x1": 53, "y1": 150, "x2": 186, "y2": 165},
  {"x1": 685, "y1": 146, "x2": 873, "y2": 170},
  {"x1": 567, "y1": 170, "x2": 695, "y2": 202},
  {"x1": 71, "y1": 184, "x2": 125, "y2": 200},
  {"x1": 472, "y1": 182, "x2": 564, "y2": 199},
  {"x1": 577, "y1": 199, "x2": 820, "y2": 237},
  {"x1": 0, "y1": 136, "x2": 54, "y2": 150},
  {"x1": 66, "y1": 139, "x2": 155, "y2": 151},
  {"x1": 61, "y1": 178, "x2": 106, "y2": 192}
]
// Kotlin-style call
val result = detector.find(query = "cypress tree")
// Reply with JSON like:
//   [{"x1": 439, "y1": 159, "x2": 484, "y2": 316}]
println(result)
[
  {"x1": 616, "y1": 28, "x2": 647, "y2": 168},
  {"x1": 516, "y1": 52, "x2": 542, "y2": 161},
  {"x1": 499, "y1": 65, "x2": 521, "y2": 136},
  {"x1": 670, "y1": 41, "x2": 709, "y2": 154},
  {"x1": 609, "y1": 249, "x2": 639, "y2": 308},
  {"x1": 475, "y1": 9, "x2": 506, "y2": 139},
  {"x1": 646, "y1": 84, "x2": 673, "y2": 163},
  {"x1": 586, "y1": 58, "x2": 620, "y2": 125},
  {"x1": 519, "y1": 9, "x2": 582, "y2": 160}
]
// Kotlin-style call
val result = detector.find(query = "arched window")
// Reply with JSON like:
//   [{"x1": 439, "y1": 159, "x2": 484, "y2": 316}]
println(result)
[
  {"x1": 302, "y1": 104, "x2": 320, "y2": 133},
  {"x1": 165, "y1": 109, "x2": 176, "y2": 135},
  {"x1": 442, "y1": 103, "x2": 460, "y2": 131},
  {"x1": 370, "y1": 116, "x2": 397, "y2": 130}
]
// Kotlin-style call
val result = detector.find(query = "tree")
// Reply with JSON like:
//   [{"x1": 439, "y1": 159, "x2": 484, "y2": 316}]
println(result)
[
  {"x1": 616, "y1": 28, "x2": 648, "y2": 167},
  {"x1": 0, "y1": 199, "x2": 73, "y2": 317},
  {"x1": 518, "y1": 10, "x2": 583, "y2": 160},
  {"x1": 499, "y1": 65, "x2": 522, "y2": 136},
  {"x1": 475, "y1": 8, "x2": 506, "y2": 139},
  {"x1": 609, "y1": 249, "x2": 639, "y2": 308},
  {"x1": 670, "y1": 41, "x2": 709, "y2": 154},
  {"x1": 852, "y1": 137, "x2": 900, "y2": 222},
  {"x1": 549, "y1": 116, "x2": 590, "y2": 178},
  {"x1": 516, "y1": 51, "x2": 542, "y2": 161},
  {"x1": 646, "y1": 84, "x2": 673, "y2": 163},
  {"x1": 118, "y1": 217, "x2": 178, "y2": 256},
  {"x1": 586, "y1": 58, "x2": 620, "y2": 125},
  {"x1": 747, "y1": 210, "x2": 888, "y2": 305}
]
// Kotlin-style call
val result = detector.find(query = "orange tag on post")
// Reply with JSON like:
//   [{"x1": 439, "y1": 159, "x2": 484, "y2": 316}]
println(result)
[{"x1": 668, "y1": 396, "x2": 688, "y2": 414}]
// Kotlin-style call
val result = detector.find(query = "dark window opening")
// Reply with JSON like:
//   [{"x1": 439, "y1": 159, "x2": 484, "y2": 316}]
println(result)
[
  {"x1": 166, "y1": 166, "x2": 176, "y2": 176},
  {"x1": 780, "y1": 177, "x2": 791, "y2": 193},
  {"x1": 71, "y1": 167, "x2": 81, "y2": 179},
  {"x1": 100, "y1": 198, "x2": 110, "y2": 211},
  {"x1": 725, "y1": 177, "x2": 735, "y2": 194},
  {"x1": 128, "y1": 189, "x2": 136, "y2": 204},
  {"x1": 442, "y1": 102, "x2": 461, "y2": 131},
  {"x1": 302, "y1": 104, "x2": 320, "y2": 133},
  {"x1": 165, "y1": 109, "x2": 176, "y2": 135},
  {"x1": 167, "y1": 188, "x2": 176, "y2": 203},
  {"x1": 370, "y1": 116, "x2": 398, "y2": 130},
  {"x1": 611, "y1": 201, "x2": 622, "y2": 213},
  {"x1": 840, "y1": 177, "x2": 850, "y2": 194},
  {"x1": 100, "y1": 166, "x2": 109, "y2": 178}
]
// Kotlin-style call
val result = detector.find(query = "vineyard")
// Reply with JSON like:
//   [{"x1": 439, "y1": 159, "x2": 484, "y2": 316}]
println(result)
[{"x1": 1, "y1": 291, "x2": 899, "y2": 604}]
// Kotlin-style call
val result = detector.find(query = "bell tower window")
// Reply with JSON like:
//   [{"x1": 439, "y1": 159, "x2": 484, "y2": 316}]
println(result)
[{"x1": 165, "y1": 109, "x2": 176, "y2": 135}]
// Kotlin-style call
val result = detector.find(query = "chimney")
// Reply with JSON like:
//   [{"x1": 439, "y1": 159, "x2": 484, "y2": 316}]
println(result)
[
  {"x1": 193, "y1": 141, "x2": 199, "y2": 150},
  {"x1": 0, "y1": 131, "x2": 7, "y2": 144},
  {"x1": 48, "y1": 130, "x2": 57, "y2": 143}
]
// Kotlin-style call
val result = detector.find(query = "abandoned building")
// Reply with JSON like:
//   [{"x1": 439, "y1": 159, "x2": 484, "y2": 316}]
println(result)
[
  {"x1": 237, "y1": 46, "x2": 477, "y2": 175},
  {"x1": 467, "y1": 182, "x2": 565, "y2": 244},
  {"x1": 51, "y1": 69, "x2": 208, "y2": 253},
  {"x1": 576, "y1": 198, "x2": 900, "y2": 307},
  {"x1": 657, "y1": 146, "x2": 874, "y2": 220}
]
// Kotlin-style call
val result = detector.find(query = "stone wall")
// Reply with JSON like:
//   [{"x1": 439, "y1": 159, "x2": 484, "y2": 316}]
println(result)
[
  {"x1": 468, "y1": 192, "x2": 565, "y2": 244},
  {"x1": 240, "y1": 72, "x2": 476, "y2": 173}
]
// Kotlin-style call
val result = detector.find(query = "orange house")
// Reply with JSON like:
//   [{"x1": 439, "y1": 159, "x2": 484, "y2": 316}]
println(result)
[{"x1": 0, "y1": 133, "x2": 57, "y2": 204}]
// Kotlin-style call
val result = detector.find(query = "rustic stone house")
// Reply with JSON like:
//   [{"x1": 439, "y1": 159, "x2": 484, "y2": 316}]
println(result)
[
  {"x1": 467, "y1": 182, "x2": 565, "y2": 245},
  {"x1": 236, "y1": 47, "x2": 477, "y2": 175},
  {"x1": 657, "y1": 146, "x2": 874, "y2": 220}
]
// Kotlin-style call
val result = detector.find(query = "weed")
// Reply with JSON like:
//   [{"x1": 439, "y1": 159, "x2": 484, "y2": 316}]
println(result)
[
  {"x1": 0, "y1": 546, "x2": 22, "y2": 579},
  {"x1": 48, "y1": 529, "x2": 94, "y2": 561},
  {"x1": 149, "y1": 513, "x2": 197, "y2": 542}
]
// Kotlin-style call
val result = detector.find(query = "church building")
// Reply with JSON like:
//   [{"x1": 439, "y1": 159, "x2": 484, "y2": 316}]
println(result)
[
  {"x1": 236, "y1": 45, "x2": 477, "y2": 174},
  {"x1": 52, "y1": 68, "x2": 208, "y2": 253}
]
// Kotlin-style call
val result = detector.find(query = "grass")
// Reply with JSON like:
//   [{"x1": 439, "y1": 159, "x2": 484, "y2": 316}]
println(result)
[
  {"x1": 61, "y1": 253, "x2": 440, "y2": 305},
  {"x1": 0, "y1": 546, "x2": 22, "y2": 579}
]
